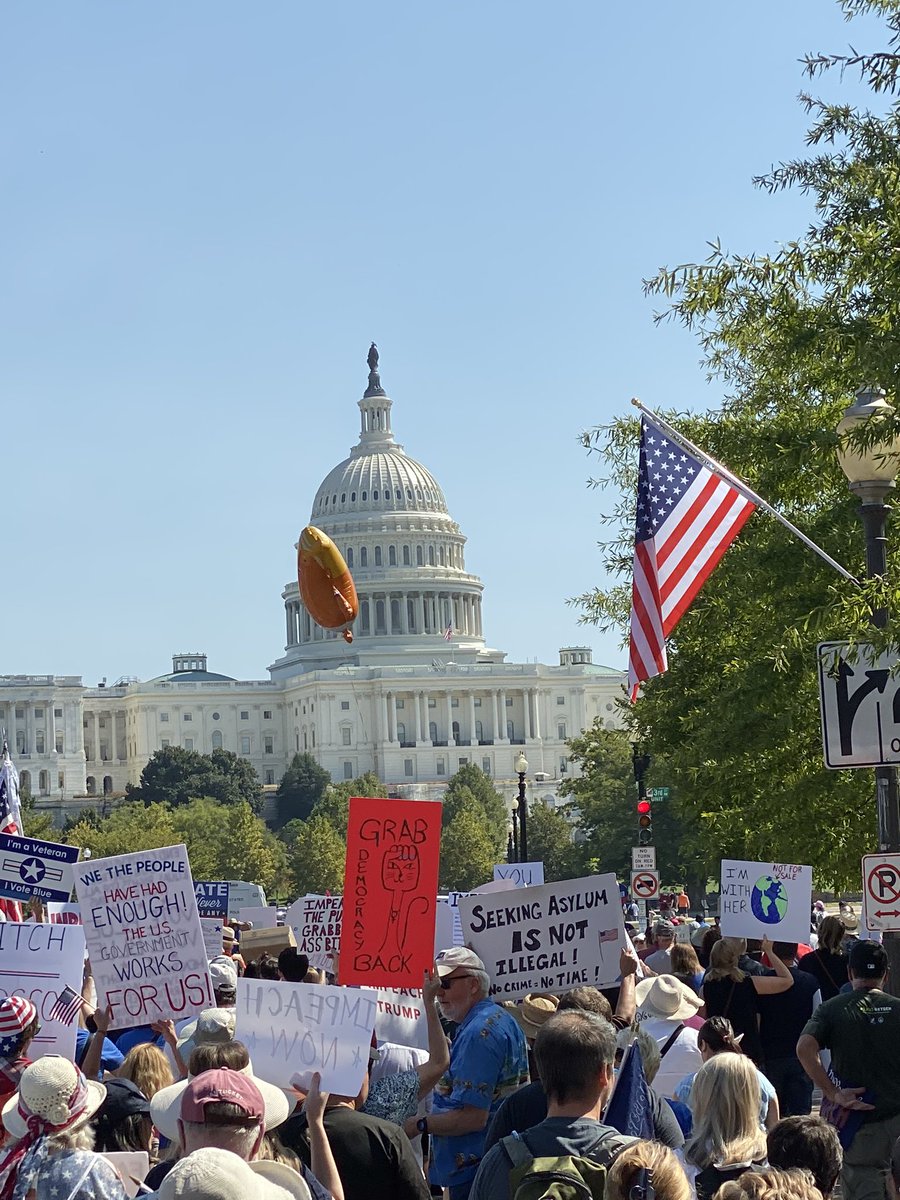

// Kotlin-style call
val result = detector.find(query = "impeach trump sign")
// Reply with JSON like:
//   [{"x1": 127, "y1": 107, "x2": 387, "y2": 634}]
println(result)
[{"x1": 75, "y1": 844, "x2": 213, "y2": 1028}]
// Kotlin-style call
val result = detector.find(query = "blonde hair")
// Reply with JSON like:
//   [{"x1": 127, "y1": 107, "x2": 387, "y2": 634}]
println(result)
[
  {"x1": 714, "y1": 1168, "x2": 823, "y2": 1200},
  {"x1": 616, "y1": 1024, "x2": 661, "y2": 1085},
  {"x1": 685, "y1": 1053, "x2": 767, "y2": 1170},
  {"x1": 607, "y1": 1141, "x2": 690, "y2": 1200},
  {"x1": 670, "y1": 942, "x2": 701, "y2": 977},
  {"x1": 705, "y1": 938, "x2": 747, "y2": 984},
  {"x1": 118, "y1": 1043, "x2": 174, "y2": 1100}
]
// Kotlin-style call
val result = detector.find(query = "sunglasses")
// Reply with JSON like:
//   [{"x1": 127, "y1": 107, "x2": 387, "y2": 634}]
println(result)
[{"x1": 439, "y1": 974, "x2": 476, "y2": 990}]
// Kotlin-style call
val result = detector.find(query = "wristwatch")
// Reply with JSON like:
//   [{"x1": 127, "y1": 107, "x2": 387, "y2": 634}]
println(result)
[{"x1": 416, "y1": 1117, "x2": 429, "y2": 1134}]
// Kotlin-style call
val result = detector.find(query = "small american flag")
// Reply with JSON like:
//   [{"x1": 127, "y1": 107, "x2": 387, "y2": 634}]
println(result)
[
  {"x1": 628, "y1": 416, "x2": 755, "y2": 700},
  {"x1": 598, "y1": 928, "x2": 619, "y2": 946},
  {"x1": 48, "y1": 986, "x2": 87, "y2": 1027},
  {"x1": 444, "y1": 624, "x2": 452, "y2": 642},
  {"x1": 0, "y1": 748, "x2": 23, "y2": 922}
]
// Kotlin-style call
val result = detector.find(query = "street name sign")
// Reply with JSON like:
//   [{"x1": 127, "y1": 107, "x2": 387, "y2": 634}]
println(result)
[{"x1": 818, "y1": 641, "x2": 900, "y2": 768}]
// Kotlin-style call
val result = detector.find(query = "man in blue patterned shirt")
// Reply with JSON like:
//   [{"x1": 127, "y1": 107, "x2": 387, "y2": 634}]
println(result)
[{"x1": 410, "y1": 948, "x2": 528, "y2": 1200}]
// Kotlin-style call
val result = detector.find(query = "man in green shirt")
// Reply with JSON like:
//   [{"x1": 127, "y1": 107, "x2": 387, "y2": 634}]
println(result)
[{"x1": 797, "y1": 940, "x2": 900, "y2": 1200}]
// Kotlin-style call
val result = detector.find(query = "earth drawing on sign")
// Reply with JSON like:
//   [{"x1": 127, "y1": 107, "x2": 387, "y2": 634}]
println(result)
[{"x1": 750, "y1": 875, "x2": 788, "y2": 925}]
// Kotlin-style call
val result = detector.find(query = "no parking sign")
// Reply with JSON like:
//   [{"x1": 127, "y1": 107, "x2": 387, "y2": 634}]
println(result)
[{"x1": 862, "y1": 853, "x2": 900, "y2": 932}]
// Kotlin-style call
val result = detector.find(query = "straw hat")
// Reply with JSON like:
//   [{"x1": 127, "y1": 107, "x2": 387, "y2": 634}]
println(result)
[
  {"x1": 510, "y1": 993, "x2": 559, "y2": 1039},
  {"x1": 634, "y1": 974, "x2": 703, "y2": 1022},
  {"x1": 159, "y1": 1148, "x2": 311, "y2": 1200},
  {"x1": 2, "y1": 1056, "x2": 106, "y2": 1139}
]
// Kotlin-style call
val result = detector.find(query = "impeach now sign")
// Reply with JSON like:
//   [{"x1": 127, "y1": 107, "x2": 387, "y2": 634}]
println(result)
[{"x1": 75, "y1": 844, "x2": 213, "y2": 1028}]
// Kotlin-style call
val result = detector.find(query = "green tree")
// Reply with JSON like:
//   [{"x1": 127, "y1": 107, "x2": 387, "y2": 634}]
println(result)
[
  {"x1": 572, "y1": 1, "x2": 900, "y2": 889},
  {"x1": 127, "y1": 746, "x2": 262, "y2": 813},
  {"x1": 275, "y1": 753, "x2": 331, "y2": 827},
  {"x1": 284, "y1": 815, "x2": 346, "y2": 895},
  {"x1": 439, "y1": 794, "x2": 497, "y2": 891},
  {"x1": 443, "y1": 764, "x2": 507, "y2": 858},
  {"x1": 64, "y1": 802, "x2": 179, "y2": 858},
  {"x1": 20, "y1": 794, "x2": 57, "y2": 842},
  {"x1": 523, "y1": 802, "x2": 578, "y2": 883},
  {"x1": 559, "y1": 725, "x2": 690, "y2": 884},
  {"x1": 171, "y1": 798, "x2": 287, "y2": 895},
  {"x1": 311, "y1": 773, "x2": 389, "y2": 837}
]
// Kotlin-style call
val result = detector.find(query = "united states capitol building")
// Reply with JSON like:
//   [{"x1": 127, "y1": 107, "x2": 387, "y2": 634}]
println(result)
[{"x1": 6, "y1": 349, "x2": 626, "y2": 823}]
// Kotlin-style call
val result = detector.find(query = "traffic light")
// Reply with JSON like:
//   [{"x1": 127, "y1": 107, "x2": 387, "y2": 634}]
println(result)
[{"x1": 637, "y1": 796, "x2": 652, "y2": 845}]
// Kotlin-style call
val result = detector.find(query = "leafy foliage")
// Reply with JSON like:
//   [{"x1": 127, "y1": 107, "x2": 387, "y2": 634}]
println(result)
[
  {"x1": 439, "y1": 793, "x2": 498, "y2": 891},
  {"x1": 127, "y1": 746, "x2": 262, "y2": 813},
  {"x1": 522, "y1": 802, "x2": 579, "y2": 883},
  {"x1": 443, "y1": 764, "x2": 508, "y2": 859},
  {"x1": 20, "y1": 793, "x2": 57, "y2": 842},
  {"x1": 282, "y1": 814, "x2": 347, "y2": 895},
  {"x1": 571, "y1": 0, "x2": 900, "y2": 888},
  {"x1": 275, "y1": 753, "x2": 332, "y2": 827}
]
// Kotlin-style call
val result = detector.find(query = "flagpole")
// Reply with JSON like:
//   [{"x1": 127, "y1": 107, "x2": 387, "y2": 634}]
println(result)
[{"x1": 631, "y1": 398, "x2": 861, "y2": 586}]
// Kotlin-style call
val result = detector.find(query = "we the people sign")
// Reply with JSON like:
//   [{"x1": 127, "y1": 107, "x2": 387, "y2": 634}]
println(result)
[
  {"x1": 458, "y1": 873, "x2": 626, "y2": 999},
  {"x1": 75, "y1": 844, "x2": 213, "y2": 1028},
  {"x1": 341, "y1": 797, "x2": 442, "y2": 988},
  {"x1": 718, "y1": 859, "x2": 813, "y2": 945}
]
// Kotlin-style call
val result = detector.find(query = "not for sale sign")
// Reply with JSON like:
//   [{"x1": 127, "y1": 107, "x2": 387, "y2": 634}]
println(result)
[{"x1": 862, "y1": 854, "x2": 900, "y2": 932}]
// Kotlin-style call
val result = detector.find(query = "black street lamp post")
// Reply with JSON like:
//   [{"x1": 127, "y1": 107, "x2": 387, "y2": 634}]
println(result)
[{"x1": 515, "y1": 753, "x2": 529, "y2": 864}]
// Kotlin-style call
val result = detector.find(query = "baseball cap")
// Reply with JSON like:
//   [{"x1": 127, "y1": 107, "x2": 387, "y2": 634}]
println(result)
[
  {"x1": 0, "y1": 996, "x2": 38, "y2": 1055},
  {"x1": 179, "y1": 1068, "x2": 265, "y2": 1126},
  {"x1": 435, "y1": 947, "x2": 486, "y2": 977},
  {"x1": 209, "y1": 957, "x2": 238, "y2": 993},
  {"x1": 654, "y1": 920, "x2": 676, "y2": 938},
  {"x1": 849, "y1": 939, "x2": 887, "y2": 979}
]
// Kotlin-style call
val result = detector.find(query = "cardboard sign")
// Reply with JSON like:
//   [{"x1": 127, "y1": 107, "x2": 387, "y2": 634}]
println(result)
[
  {"x1": 0, "y1": 832, "x2": 79, "y2": 904},
  {"x1": 374, "y1": 987, "x2": 429, "y2": 1050},
  {"x1": 0, "y1": 922, "x2": 85, "y2": 1060},
  {"x1": 434, "y1": 900, "x2": 455, "y2": 954},
  {"x1": 457, "y1": 873, "x2": 626, "y2": 1000},
  {"x1": 341, "y1": 797, "x2": 442, "y2": 989},
  {"x1": 240, "y1": 926, "x2": 296, "y2": 964},
  {"x1": 194, "y1": 881, "x2": 230, "y2": 920},
  {"x1": 75, "y1": 844, "x2": 214, "y2": 1028},
  {"x1": 235, "y1": 978, "x2": 378, "y2": 1095},
  {"x1": 719, "y1": 859, "x2": 813, "y2": 945},
  {"x1": 494, "y1": 862, "x2": 545, "y2": 888},
  {"x1": 287, "y1": 894, "x2": 343, "y2": 970},
  {"x1": 47, "y1": 902, "x2": 82, "y2": 924},
  {"x1": 239, "y1": 906, "x2": 278, "y2": 929},
  {"x1": 201, "y1": 918, "x2": 225, "y2": 960}
]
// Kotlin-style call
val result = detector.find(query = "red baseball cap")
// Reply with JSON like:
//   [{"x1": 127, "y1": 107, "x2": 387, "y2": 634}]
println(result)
[{"x1": 179, "y1": 1069, "x2": 265, "y2": 1125}]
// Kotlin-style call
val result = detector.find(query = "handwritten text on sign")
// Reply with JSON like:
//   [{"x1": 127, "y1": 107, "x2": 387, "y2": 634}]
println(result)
[
  {"x1": 287, "y1": 894, "x2": 343, "y2": 971},
  {"x1": 458, "y1": 873, "x2": 626, "y2": 999},
  {"x1": 374, "y1": 987, "x2": 428, "y2": 1050},
  {"x1": 75, "y1": 844, "x2": 213, "y2": 1028},
  {"x1": 235, "y1": 978, "x2": 377, "y2": 1095},
  {"x1": 342, "y1": 797, "x2": 442, "y2": 988},
  {"x1": 0, "y1": 922, "x2": 86, "y2": 1061},
  {"x1": 718, "y1": 858, "x2": 813, "y2": 945}
]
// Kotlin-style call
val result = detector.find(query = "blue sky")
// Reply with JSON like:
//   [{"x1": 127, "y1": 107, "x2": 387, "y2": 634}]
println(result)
[{"x1": 0, "y1": 1, "x2": 881, "y2": 683}]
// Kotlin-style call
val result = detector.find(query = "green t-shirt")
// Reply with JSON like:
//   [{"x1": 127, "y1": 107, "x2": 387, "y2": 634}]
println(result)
[{"x1": 803, "y1": 987, "x2": 900, "y2": 1122}]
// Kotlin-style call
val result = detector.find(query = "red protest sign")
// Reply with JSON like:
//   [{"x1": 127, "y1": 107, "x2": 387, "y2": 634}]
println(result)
[{"x1": 341, "y1": 797, "x2": 442, "y2": 988}]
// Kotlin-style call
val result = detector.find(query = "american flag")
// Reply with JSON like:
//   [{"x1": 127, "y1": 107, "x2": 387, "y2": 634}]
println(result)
[
  {"x1": 628, "y1": 416, "x2": 756, "y2": 700},
  {"x1": 48, "y1": 985, "x2": 87, "y2": 1027},
  {"x1": 0, "y1": 747, "x2": 23, "y2": 922},
  {"x1": 444, "y1": 624, "x2": 453, "y2": 642}
]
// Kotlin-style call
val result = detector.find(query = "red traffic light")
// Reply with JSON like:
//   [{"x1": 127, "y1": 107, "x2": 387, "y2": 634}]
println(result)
[{"x1": 637, "y1": 799, "x2": 651, "y2": 814}]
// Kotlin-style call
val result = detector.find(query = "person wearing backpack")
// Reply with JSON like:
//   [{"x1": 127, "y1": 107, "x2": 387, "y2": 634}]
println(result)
[{"x1": 469, "y1": 1010, "x2": 636, "y2": 1200}]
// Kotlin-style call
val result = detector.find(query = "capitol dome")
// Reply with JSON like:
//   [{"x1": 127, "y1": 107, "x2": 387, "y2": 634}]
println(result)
[{"x1": 270, "y1": 346, "x2": 499, "y2": 678}]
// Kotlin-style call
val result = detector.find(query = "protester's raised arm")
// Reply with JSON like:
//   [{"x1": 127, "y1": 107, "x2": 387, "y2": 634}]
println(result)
[{"x1": 415, "y1": 966, "x2": 450, "y2": 1099}]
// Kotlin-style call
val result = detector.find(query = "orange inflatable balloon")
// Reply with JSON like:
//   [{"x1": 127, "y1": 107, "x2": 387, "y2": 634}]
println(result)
[{"x1": 297, "y1": 526, "x2": 359, "y2": 643}]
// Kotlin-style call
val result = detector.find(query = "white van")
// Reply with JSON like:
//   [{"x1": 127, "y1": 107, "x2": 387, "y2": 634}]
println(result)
[{"x1": 226, "y1": 881, "x2": 267, "y2": 916}]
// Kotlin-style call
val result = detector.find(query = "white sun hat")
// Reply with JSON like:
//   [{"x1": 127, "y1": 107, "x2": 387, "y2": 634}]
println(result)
[
  {"x1": 159, "y1": 1148, "x2": 311, "y2": 1200},
  {"x1": 2, "y1": 1055, "x2": 106, "y2": 1139}
]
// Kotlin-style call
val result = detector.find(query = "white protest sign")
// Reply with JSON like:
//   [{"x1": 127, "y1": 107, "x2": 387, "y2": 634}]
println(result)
[
  {"x1": 287, "y1": 894, "x2": 342, "y2": 970},
  {"x1": 494, "y1": 862, "x2": 545, "y2": 888},
  {"x1": 458, "y1": 873, "x2": 626, "y2": 1000},
  {"x1": 235, "y1": 978, "x2": 377, "y2": 1094},
  {"x1": 374, "y1": 987, "x2": 429, "y2": 1050},
  {"x1": 0, "y1": 922, "x2": 85, "y2": 1060},
  {"x1": 447, "y1": 879, "x2": 516, "y2": 946},
  {"x1": 74, "y1": 844, "x2": 214, "y2": 1029},
  {"x1": 434, "y1": 900, "x2": 454, "y2": 954},
  {"x1": 719, "y1": 859, "x2": 813, "y2": 945},
  {"x1": 201, "y1": 918, "x2": 224, "y2": 960},
  {"x1": 47, "y1": 902, "x2": 82, "y2": 924},
  {"x1": 239, "y1": 907, "x2": 278, "y2": 929}
]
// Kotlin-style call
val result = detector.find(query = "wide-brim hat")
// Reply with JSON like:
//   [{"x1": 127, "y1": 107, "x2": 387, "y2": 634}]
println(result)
[
  {"x1": 511, "y1": 993, "x2": 559, "y2": 1039},
  {"x1": 2, "y1": 1056, "x2": 107, "y2": 1140},
  {"x1": 159, "y1": 1148, "x2": 311, "y2": 1200},
  {"x1": 151, "y1": 1066, "x2": 291, "y2": 1142},
  {"x1": 635, "y1": 974, "x2": 703, "y2": 1021}
]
